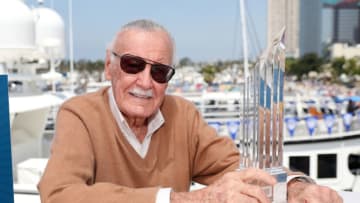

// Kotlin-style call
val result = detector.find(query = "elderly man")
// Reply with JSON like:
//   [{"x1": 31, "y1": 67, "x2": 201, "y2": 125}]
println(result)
[{"x1": 38, "y1": 19, "x2": 342, "y2": 203}]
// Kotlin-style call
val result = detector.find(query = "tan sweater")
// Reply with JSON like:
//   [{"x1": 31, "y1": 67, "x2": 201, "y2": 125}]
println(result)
[{"x1": 38, "y1": 87, "x2": 239, "y2": 203}]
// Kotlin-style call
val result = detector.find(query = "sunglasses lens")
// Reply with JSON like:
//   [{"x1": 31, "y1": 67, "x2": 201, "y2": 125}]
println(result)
[
  {"x1": 118, "y1": 53, "x2": 174, "y2": 83},
  {"x1": 120, "y1": 55, "x2": 146, "y2": 74},
  {"x1": 151, "y1": 64, "x2": 172, "y2": 83}
]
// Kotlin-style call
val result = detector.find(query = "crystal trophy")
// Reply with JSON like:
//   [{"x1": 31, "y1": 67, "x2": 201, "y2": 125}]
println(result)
[{"x1": 239, "y1": 27, "x2": 287, "y2": 203}]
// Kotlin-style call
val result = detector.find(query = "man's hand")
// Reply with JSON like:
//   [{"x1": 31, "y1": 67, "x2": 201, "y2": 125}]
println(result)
[
  {"x1": 171, "y1": 168, "x2": 276, "y2": 203},
  {"x1": 287, "y1": 181, "x2": 343, "y2": 203}
]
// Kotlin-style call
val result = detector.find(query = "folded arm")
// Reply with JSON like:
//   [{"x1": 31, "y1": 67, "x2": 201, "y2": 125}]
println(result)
[{"x1": 38, "y1": 108, "x2": 159, "y2": 203}]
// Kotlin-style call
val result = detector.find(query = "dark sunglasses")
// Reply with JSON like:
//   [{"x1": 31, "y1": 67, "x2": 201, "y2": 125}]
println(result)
[{"x1": 112, "y1": 52, "x2": 175, "y2": 83}]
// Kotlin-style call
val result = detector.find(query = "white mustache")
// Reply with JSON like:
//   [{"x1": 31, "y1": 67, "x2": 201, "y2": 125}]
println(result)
[{"x1": 129, "y1": 87, "x2": 153, "y2": 98}]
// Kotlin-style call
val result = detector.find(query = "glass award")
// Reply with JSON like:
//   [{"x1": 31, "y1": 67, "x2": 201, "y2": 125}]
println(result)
[{"x1": 239, "y1": 27, "x2": 287, "y2": 203}]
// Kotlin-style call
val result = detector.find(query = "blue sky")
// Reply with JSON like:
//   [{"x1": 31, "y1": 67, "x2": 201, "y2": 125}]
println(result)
[{"x1": 28, "y1": 0, "x2": 268, "y2": 62}]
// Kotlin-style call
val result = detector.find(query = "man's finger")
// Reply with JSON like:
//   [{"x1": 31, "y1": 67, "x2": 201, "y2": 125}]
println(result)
[
  {"x1": 234, "y1": 168, "x2": 277, "y2": 185},
  {"x1": 238, "y1": 181, "x2": 272, "y2": 203}
]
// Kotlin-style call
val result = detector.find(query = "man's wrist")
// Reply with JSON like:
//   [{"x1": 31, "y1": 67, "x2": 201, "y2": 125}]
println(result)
[
  {"x1": 287, "y1": 175, "x2": 316, "y2": 186},
  {"x1": 287, "y1": 175, "x2": 316, "y2": 201},
  {"x1": 170, "y1": 188, "x2": 207, "y2": 203}
]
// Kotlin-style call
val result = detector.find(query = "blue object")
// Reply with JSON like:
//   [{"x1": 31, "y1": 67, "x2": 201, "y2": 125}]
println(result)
[
  {"x1": 260, "y1": 79, "x2": 265, "y2": 107},
  {"x1": 343, "y1": 113, "x2": 353, "y2": 132},
  {"x1": 324, "y1": 114, "x2": 335, "y2": 135},
  {"x1": 226, "y1": 121, "x2": 240, "y2": 140},
  {"x1": 332, "y1": 96, "x2": 345, "y2": 103},
  {"x1": 305, "y1": 116, "x2": 317, "y2": 136},
  {"x1": 266, "y1": 85, "x2": 271, "y2": 109},
  {"x1": 273, "y1": 68, "x2": 279, "y2": 102},
  {"x1": 348, "y1": 95, "x2": 360, "y2": 102},
  {"x1": 0, "y1": 75, "x2": 14, "y2": 203},
  {"x1": 279, "y1": 70, "x2": 284, "y2": 102},
  {"x1": 285, "y1": 117, "x2": 297, "y2": 137}
]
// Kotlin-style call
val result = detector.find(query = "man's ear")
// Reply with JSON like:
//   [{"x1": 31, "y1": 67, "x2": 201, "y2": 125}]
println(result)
[{"x1": 104, "y1": 50, "x2": 112, "y2": 80}]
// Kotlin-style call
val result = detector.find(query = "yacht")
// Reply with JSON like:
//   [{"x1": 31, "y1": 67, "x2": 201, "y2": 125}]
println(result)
[
  {"x1": 0, "y1": 0, "x2": 70, "y2": 202},
  {"x1": 172, "y1": 86, "x2": 360, "y2": 192}
]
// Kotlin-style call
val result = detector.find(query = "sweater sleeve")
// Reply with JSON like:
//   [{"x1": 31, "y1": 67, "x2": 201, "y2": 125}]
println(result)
[
  {"x1": 38, "y1": 107, "x2": 159, "y2": 203},
  {"x1": 189, "y1": 107, "x2": 240, "y2": 185}
]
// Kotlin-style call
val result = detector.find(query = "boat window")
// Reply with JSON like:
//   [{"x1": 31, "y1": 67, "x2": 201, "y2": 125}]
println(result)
[
  {"x1": 348, "y1": 154, "x2": 360, "y2": 176},
  {"x1": 289, "y1": 156, "x2": 310, "y2": 175},
  {"x1": 318, "y1": 154, "x2": 337, "y2": 178}
]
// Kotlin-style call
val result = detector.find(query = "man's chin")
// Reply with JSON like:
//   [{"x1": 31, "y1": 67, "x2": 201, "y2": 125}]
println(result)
[{"x1": 123, "y1": 109, "x2": 154, "y2": 119}]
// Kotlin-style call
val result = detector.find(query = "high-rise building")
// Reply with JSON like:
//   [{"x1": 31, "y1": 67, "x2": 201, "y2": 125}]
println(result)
[
  {"x1": 331, "y1": 1, "x2": 360, "y2": 44},
  {"x1": 267, "y1": 0, "x2": 322, "y2": 58}
]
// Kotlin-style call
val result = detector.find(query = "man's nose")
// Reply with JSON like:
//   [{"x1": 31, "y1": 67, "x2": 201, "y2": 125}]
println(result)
[{"x1": 136, "y1": 64, "x2": 153, "y2": 88}]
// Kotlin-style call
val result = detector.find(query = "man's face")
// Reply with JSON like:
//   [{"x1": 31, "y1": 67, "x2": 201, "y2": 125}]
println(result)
[{"x1": 105, "y1": 29, "x2": 173, "y2": 119}]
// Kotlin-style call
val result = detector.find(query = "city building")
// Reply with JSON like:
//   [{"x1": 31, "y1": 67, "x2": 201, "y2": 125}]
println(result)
[
  {"x1": 268, "y1": 0, "x2": 322, "y2": 58},
  {"x1": 330, "y1": 43, "x2": 360, "y2": 59},
  {"x1": 328, "y1": 1, "x2": 360, "y2": 45}
]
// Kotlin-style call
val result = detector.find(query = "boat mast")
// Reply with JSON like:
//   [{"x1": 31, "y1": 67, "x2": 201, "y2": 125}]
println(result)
[
  {"x1": 240, "y1": 0, "x2": 249, "y2": 78},
  {"x1": 239, "y1": 0, "x2": 251, "y2": 168},
  {"x1": 68, "y1": 0, "x2": 74, "y2": 93}
]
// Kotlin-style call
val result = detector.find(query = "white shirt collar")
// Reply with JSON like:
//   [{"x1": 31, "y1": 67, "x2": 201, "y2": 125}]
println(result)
[{"x1": 107, "y1": 87, "x2": 164, "y2": 158}]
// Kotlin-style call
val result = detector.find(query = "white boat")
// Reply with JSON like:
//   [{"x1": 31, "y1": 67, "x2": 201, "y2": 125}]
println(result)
[
  {"x1": 173, "y1": 88, "x2": 360, "y2": 192},
  {"x1": 0, "y1": 1, "x2": 71, "y2": 202}
]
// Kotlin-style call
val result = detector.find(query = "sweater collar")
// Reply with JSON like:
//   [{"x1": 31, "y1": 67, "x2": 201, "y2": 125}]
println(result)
[{"x1": 107, "y1": 87, "x2": 164, "y2": 137}]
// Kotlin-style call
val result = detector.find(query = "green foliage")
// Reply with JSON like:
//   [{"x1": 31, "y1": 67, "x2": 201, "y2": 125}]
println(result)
[
  {"x1": 197, "y1": 59, "x2": 244, "y2": 84},
  {"x1": 58, "y1": 59, "x2": 104, "y2": 74},
  {"x1": 343, "y1": 58, "x2": 360, "y2": 75},
  {"x1": 298, "y1": 53, "x2": 323, "y2": 74},
  {"x1": 285, "y1": 53, "x2": 323, "y2": 79},
  {"x1": 285, "y1": 57, "x2": 297, "y2": 73},
  {"x1": 200, "y1": 64, "x2": 217, "y2": 84},
  {"x1": 330, "y1": 57, "x2": 346, "y2": 76},
  {"x1": 286, "y1": 54, "x2": 360, "y2": 82},
  {"x1": 57, "y1": 54, "x2": 360, "y2": 84},
  {"x1": 178, "y1": 57, "x2": 193, "y2": 67},
  {"x1": 58, "y1": 60, "x2": 70, "y2": 73}
]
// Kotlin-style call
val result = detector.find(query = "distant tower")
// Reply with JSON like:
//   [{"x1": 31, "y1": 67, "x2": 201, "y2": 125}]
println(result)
[
  {"x1": 267, "y1": 0, "x2": 322, "y2": 58},
  {"x1": 268, "y1": 0, "x2": 299, "y2": 57},
  {"x1": 299, "y1": 0, "x2": 322, "y2": 56},
  {"x1": 331, "y1": 1, "x2": 360, "y2": 44}
]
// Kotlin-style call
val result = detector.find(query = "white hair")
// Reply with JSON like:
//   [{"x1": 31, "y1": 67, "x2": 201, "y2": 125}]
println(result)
[{"x1": 107, "y1": 19, "x2": 176, "y2": 63}]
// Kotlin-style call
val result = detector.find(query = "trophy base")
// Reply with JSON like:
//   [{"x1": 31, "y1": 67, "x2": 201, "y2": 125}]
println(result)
[{"x1": 263, "y1": 167, "x2": 287, "y2": 203}]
